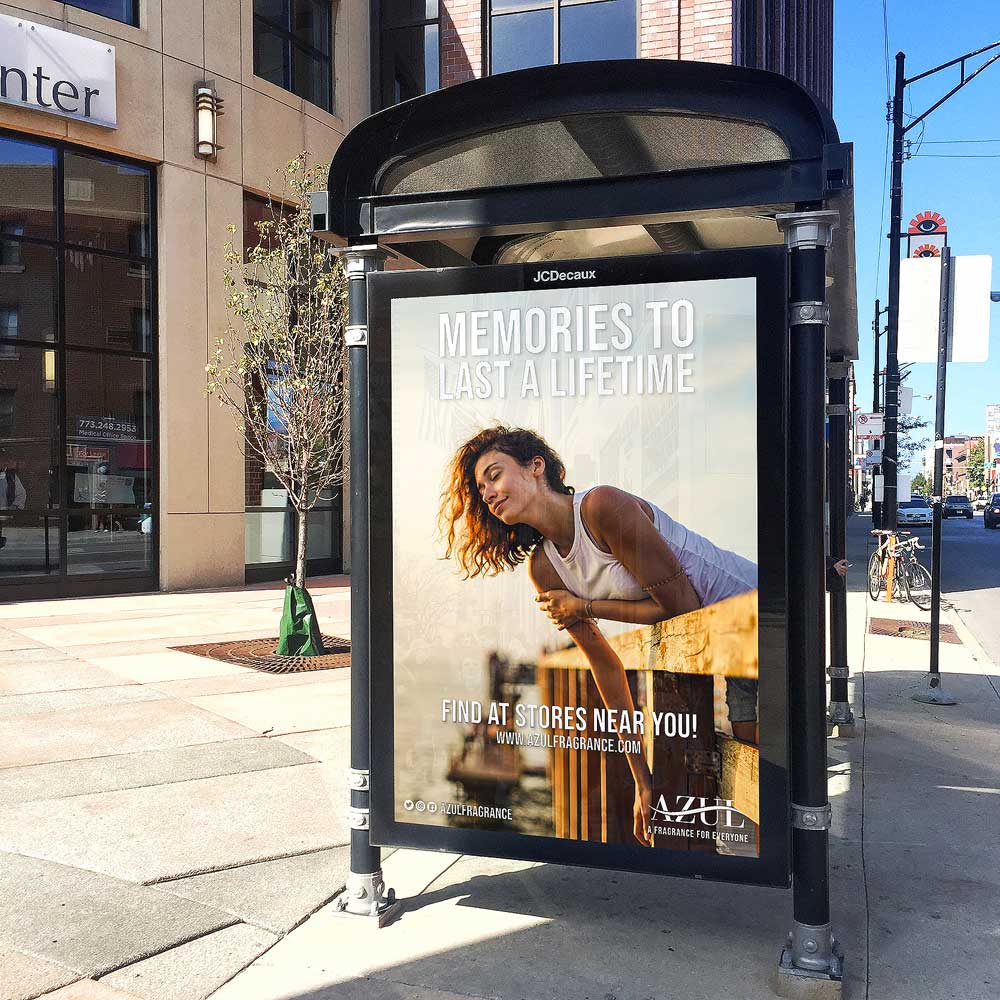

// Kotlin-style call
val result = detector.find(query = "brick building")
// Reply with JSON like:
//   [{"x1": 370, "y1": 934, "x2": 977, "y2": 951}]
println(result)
[{"x1": 1, "y1": 0, "x2": 833, "y2": 600}]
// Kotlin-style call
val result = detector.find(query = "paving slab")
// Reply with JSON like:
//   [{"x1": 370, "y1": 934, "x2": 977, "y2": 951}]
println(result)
[
  {"x1": 83, "y1": 652, "x2": 249, "y2": 685},
  {"x1": 0, "y1": 699, "x2": 256, "y2": 769},
  {"x1": 0, "y1": 854, "x2": 237, "y2": 980},
  {"x1": 0, "y1": 660, "x2": 123, "y2": 697},
  {"x1": 0, "y1": 949, "x2": 79, "y2": 1000},
  {"x1": 273, "y1": 727, "x2": 349, "y2": 764},
  {"x1": 149, "y1": 668, "x2": 342, "y2": 701},
  {"x1": 865, "y1": 843, "x2": 1000, "y2": 1000},
  {"x1": 0, "y1": 648, "x2": 73, "y2": 666},
  {"x1": 39, "y1": 981, "x2": 139, "y2": 999},
  {"x1": 161, "y1": 846, "x2": 350, "y2": 933},
  {"x1": 190, "y1": 678, "x2": 352, "y2": 735},
  {"x1": 0, "y1": 763, "x2": 349, "y2": 883},
  {"x1": 99, "y1": 924, "x2": 277, "y2": 1000},
  {"x1": 0, "y1": 738, "x2": 313, "y2": 807},
  {"x1": 0, "y1": 685, "x2": 162, "y2": 721},
  {"x1": 0, "y1": 633, "x2": 40, "y2": 653}
]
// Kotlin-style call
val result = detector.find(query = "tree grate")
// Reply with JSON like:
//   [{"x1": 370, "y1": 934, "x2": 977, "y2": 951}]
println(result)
[
  {"x1": 172, "y1": 635, "x2": 351, "y2": 673},
  {"x1": 868, "y1": 618, "x2": 961, "y2": 644}
]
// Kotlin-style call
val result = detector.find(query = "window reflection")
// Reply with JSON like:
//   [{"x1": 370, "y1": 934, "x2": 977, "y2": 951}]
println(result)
[{"x1": 380, "y1": 0, "x2": 440, "y2": 108}]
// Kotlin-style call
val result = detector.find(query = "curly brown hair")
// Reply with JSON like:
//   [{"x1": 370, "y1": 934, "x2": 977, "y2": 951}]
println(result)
[{"x1": 440, "y1": 425, "x2": 573, "y2": 578}]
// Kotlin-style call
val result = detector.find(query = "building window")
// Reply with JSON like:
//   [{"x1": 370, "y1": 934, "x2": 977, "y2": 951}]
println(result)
[
  {"x1": 66, "y1": 2, "x2": 138, "y2": 27},
  {"x1": 380, "y1": 0, "x2": 440, "y2": 108},
  {"x1": 253, "y1": 0, "x2": 333, "y2": 112},
  {"x1": 0, "y1": 132, "x2": 156, "y2": 590},
  {"x1": 489, "y1": 0, "x2": 636, "y2": 75},
  {"x1": 0, "y1": 306, "x2": 18, "y2": 359},
  {"x1": 0, "y1": 223, "x2": 23, "y2": 268}
]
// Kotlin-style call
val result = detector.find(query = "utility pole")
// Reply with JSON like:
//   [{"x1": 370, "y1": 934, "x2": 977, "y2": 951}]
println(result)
[
  {"x1": 913, "y1": 247, "x2": 957, "y2": 706},
  {"x1": 882, "y1": 40, "x2": 1000, "y2": 531},
  {"x1": 872, "y1": 298, "x2": 885, "y2": 527}
]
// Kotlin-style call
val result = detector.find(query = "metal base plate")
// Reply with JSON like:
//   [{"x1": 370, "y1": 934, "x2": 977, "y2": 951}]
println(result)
[
  {"x1": 332, "y1": 888, "x2": 404, "y2": 929},
  {"x1": 826, "y1": 720, "x2": 858, "y2": 738},
  {"x1": 911, "y1": 677, "x2": 958, "y2": 705},
  {"x1": 775, "y1": 941, "x2": 844, "y2": 1000}
]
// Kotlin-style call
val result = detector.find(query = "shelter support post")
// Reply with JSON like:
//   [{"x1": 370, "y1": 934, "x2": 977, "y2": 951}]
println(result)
[
  {"x1": 912, "y1": 247, "x2": 957, "y2": 706},
  {"x1": 775, "y1": 211, "x2": 844, "y2": 997},
  {"x1": 333, "y1": 243, "x2": 401, "y2": 922},
  {"x1": 826, "y1": 359, "x2": 855, "y2": 736}
]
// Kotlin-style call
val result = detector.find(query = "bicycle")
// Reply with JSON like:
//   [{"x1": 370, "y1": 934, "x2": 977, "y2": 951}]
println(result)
[
  {"x1": 867, "y1": 530, "x2": 932, "y2": 610},
  {"x1": 893, "y1": 536, "x2": 932, "y2": 610}
]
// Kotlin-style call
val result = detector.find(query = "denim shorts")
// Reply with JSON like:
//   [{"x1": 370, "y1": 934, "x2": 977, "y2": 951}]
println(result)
[{"x1": 725, "y1": 677, "x2": 758, "y2": 724}]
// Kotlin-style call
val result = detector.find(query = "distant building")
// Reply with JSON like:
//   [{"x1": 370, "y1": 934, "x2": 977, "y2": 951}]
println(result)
[{"x1": 986, "y1": 405, "x2": 1000, "y2": 490}]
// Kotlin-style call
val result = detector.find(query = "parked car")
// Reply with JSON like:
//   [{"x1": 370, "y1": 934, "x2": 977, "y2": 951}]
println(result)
[
  {"x1": 985, "y1": 494, "x2": 1000, "y2": 530},
  {"x1": 973, "y1": 496, "x2": 989, "y2": 511},
  {"x1": 942, "y1": 495, "x2": 973, "y2": 519},
  {"x1": 897, "y1": 497, "x2": 933, "y2": 526}
]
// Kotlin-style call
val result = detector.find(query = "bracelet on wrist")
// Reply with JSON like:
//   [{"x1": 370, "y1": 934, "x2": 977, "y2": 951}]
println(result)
[{"x1": 585, "y1": 599, "x2": 595, "y2": 619}]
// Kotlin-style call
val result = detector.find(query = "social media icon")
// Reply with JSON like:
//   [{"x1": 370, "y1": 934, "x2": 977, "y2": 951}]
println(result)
[
  {"x1": 403, "y1": 799, "x2": 414, "y2": 811},
  {"x1": 428, "y1": 802, "x2": 439, "y2": 814},
  {"x1": 415, "y1": 800, "x2": 426, "y2": 812}
]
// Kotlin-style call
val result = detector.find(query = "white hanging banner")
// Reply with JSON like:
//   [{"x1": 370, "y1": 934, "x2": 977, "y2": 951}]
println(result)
[
  {"x1": 898, "y1": 386, "x2": 913, "y2": 415},
  {"x1": 874, "y1": 474, "x2": 912, "y2": 502},
  {"x1": 899, "y1": 256, "x2": 992, "y2": 363}
]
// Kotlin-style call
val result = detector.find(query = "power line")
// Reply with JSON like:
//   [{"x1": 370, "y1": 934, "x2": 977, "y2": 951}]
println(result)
[
  {"x1": 912, "y1": 152, "x2": 1000, "y2": 158},
  {"x1": 918, "y1": 137, "x2": 1000, "y2": 144}
]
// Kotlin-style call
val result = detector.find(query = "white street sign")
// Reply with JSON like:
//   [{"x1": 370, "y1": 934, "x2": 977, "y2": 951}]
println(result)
[
  {"x1": 874, "y1": 474, "x2": 911, "y2": 502},
  {"x1": 899, "y1": 255, "x2": 992, "y2": 363},
  {"x1": 863, "y1": 449, "x2": 882, "y2": 468},
  {"x1": 855, "y1": 412, "x2": 884, "y2": 439},
  {"x1": 899, "y1": 386, "x2": 913, "y2": 414},
  {"x1": 0, "y1": 14, "x2": 117, "y2": 128}
]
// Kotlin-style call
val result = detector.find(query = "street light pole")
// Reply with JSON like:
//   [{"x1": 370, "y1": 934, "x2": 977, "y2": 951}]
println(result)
[
  {"x1": 872, "y1": 298, "x2": 884, "y2": 528},
  {"x1": 882, "y1": 39, "x2": 1000, "y2": 532}
]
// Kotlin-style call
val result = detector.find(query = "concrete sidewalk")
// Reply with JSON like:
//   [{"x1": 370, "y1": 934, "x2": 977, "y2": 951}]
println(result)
[{"x1": 3, "y1": 531, "x2": 999, "y2": 1000}]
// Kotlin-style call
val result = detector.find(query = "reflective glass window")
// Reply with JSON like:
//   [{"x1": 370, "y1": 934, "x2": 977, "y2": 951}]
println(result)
[
  {"x1": 489, "y1": 0, "x2": 636, "y2": 74},
  {"x1": 65, "y1": 253, "x2": 152, "y2": 352},
  {"x1": 0, "y1": 346, "x2": 60, "y2": 510},
  {"x1": 0, "y1": 244, "x2": 58, "y2": 344},
  {"x1": 66, "y1": 513, "x2": 152, "y2": 574},
  {"x1": 0, "y1": 136, "x2": 56, "y2": 240},
  {"x1": 380, "y1": 1, "x2": 440, "y2": 108},
  {"x1": 63, "y1": 152, "x2": 151, "y2": 255},
  {"x1": 253, "y1": 0, "x2": 333, "y2": 112},
  {"x1": 65, "y1": 352, "x2": 152, "y2": 511},
  {"x1": 65, "y1": 2, "x2": 138, "y2": 26},
  {"x1": 491, "y1": 8, "x2": 554, "y2": 74},
  {"x1": 560, "y1": 0, "x2": 637, "y2": 62}
]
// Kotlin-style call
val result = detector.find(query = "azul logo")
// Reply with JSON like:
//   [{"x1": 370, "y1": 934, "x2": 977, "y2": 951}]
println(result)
[
  {"x1": 652, "y1": 794, "x2": 747, "y2": 828},
  {"x1": 532, "y1": 268, "x2": 597, "y2": 283}
]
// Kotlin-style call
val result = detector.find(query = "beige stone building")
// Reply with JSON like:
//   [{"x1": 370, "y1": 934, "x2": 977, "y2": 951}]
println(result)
[{"x1": 0, "y1": 1, "x2": 368, "y2": 599}]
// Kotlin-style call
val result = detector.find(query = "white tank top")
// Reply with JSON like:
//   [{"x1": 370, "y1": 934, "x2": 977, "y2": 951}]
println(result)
[{"x1": 542, "y1": 489, "x2": 757, "y2": 607}]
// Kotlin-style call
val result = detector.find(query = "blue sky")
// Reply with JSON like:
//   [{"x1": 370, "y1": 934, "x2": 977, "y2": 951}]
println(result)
[{"x1": 834, "y1": 1, "x2": 1000, "y2": 452}]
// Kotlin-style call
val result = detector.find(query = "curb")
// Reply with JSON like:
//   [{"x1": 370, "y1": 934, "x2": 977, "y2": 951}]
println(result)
[{"x1": 945, "y1": 602, "x2": 999, "y2": 675}]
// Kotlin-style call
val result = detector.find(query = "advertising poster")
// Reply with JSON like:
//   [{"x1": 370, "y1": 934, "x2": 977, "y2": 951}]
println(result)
[{"x1": 369, "y1": 252, "x2": 788, "y2": 885}]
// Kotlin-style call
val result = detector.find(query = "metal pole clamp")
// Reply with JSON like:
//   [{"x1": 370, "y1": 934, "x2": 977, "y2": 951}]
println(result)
[
  {"x1": 827, "y1": 665, "x2": 850, "y2": 679},
  {"x1": 347, "y1": 806, "x2": 370, "y2": 830},
  {"x1": 790, "y1": 301, "x2": 830, "y2": 326},
  {"x1": 346, "y1": 324, "x2": 368, "y2": 346},
  {"x1": 791, "y1": 802, "x2": 832, "y2": 831},
  {"x1": 347, "y1": 768, "x2": 370, "y2": 791}
]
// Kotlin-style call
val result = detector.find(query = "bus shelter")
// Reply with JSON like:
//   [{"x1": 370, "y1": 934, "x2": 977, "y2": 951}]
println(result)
[{"x1": 316, "y1": 58, "x2": 858, "y2": 995}]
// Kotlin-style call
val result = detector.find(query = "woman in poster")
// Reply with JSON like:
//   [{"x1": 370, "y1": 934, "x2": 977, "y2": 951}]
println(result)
[{"x1": 440, "y1": 425, "x2": 758, "y2": 846}]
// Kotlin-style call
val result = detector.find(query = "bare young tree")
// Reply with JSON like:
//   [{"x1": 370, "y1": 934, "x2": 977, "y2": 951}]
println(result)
[{"x1": 207, "y1": 156, "x2": 347, "y2": 602}]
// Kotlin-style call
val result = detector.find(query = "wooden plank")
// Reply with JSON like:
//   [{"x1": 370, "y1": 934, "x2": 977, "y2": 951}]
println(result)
[
  {"x1": 538, "y1": 590, "x2": 758, "y2": 679},
  {"x1": 718, "y1": 735, "x2": 759, "y2": 825}
]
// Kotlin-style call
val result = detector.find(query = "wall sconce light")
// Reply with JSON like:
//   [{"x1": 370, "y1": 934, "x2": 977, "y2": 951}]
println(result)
[{"x1": 194, "y1": 82, "x2": 225, "y2": 160}]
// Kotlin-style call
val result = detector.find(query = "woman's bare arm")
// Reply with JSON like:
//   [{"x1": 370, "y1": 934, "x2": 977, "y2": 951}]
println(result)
[
  {"x1": 528, "y1": 547, "x2": 653, "y2": 845},
  {"x1": 582, "y1": 486, "x2": 701, "y2": 622}
]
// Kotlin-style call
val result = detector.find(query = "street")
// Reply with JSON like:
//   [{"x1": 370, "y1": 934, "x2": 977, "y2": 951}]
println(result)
[{"x1": 850, "y1": 511, "x2": 1000, "y2": 666}]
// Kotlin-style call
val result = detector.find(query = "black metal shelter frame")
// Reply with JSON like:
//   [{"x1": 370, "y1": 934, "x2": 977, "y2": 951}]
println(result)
[{"x1": 318, "y1": 58, "x2": 857, "y2": 990}]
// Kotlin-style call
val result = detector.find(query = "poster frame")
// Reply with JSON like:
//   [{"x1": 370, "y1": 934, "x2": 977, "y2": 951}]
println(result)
[{"x1": 367, "y1": 247, "x2": 790, "y2": 887}]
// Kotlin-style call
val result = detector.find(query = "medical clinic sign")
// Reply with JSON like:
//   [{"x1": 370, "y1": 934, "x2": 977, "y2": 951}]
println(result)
[{"x1": 0, "y1": 14, "x2": 117, "y2": 128}]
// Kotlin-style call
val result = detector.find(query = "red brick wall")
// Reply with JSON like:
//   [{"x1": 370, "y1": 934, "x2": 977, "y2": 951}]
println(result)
[
  {"x1": 640, "y1": 0, "x2": 680, "y2": 60},
  {"x1": 441, "y1": 0, "x2": 482, "y2": 88},
  {"x1": 685, "y1": 0, "x2": 732, "y2": 64}
]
